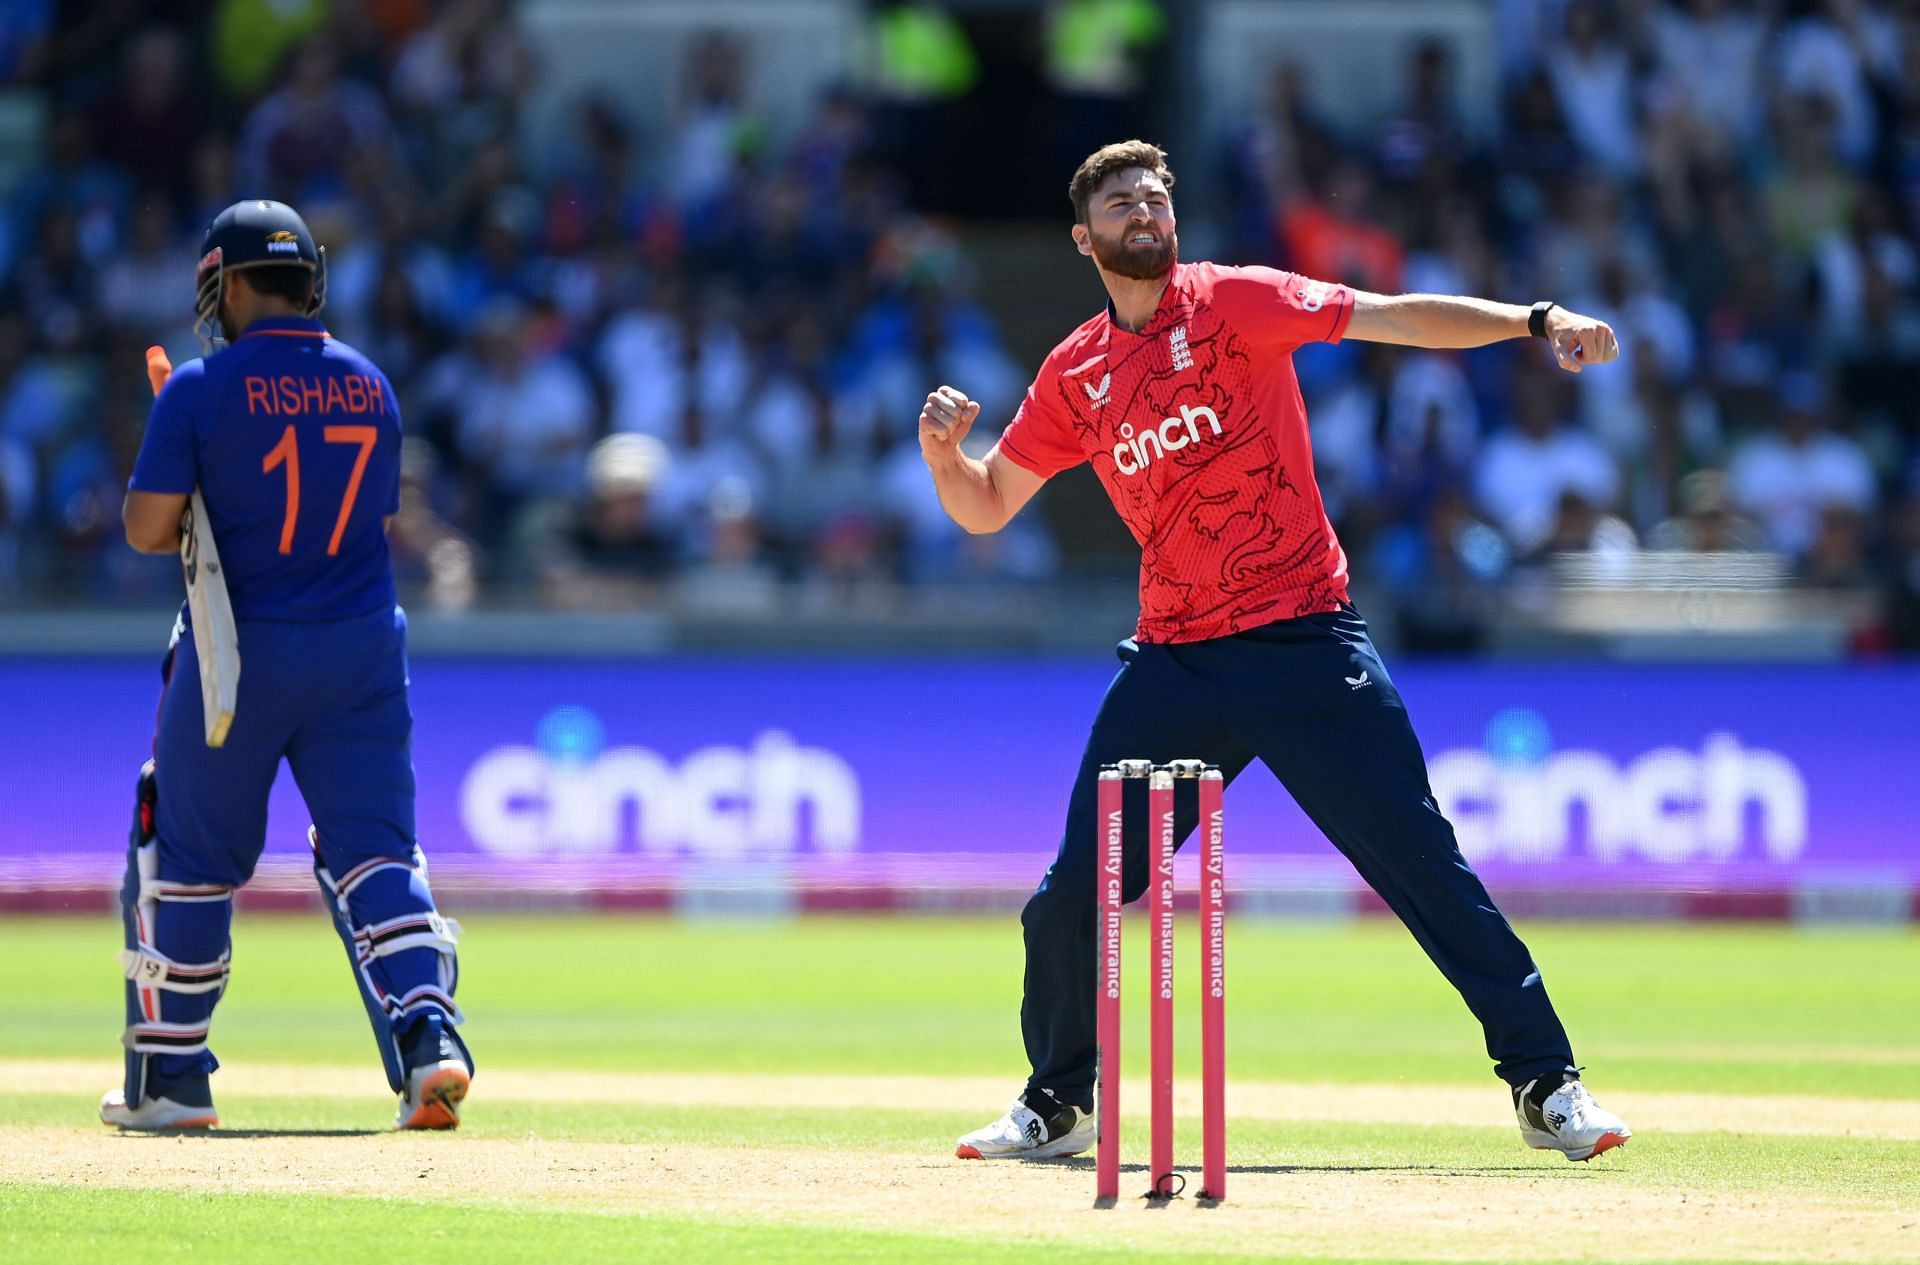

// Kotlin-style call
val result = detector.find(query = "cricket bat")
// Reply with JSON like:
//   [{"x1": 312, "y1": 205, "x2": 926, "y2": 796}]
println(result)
[{"x1": 147, "y1": 346, "x2": 240, "y2": 748}]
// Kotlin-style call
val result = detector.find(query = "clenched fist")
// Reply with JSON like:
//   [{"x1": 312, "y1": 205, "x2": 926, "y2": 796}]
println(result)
[
  {"x1": 919, "y1": 385, "x2": 981, "y2": 461},
  {"x1": 1544, "y1": 308, "x2": 1619, "y2": 374}
]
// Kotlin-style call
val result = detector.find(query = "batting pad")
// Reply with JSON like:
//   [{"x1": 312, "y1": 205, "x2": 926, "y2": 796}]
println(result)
[
  {"x1": 311, "y1": 827, "x2": 471, "y2": 1093},
  {"x1": 121, "y1": 762, "x2": 232, "y2": 1108}
]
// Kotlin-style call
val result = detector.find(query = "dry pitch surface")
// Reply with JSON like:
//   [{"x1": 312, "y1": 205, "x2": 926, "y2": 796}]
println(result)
[
  {"x1": 6, "y1": 1060, "x2": 1918, "y2": 1262},
  {"x1": 4, "y1": 916, "x2": 1917, "y2": 1263}
]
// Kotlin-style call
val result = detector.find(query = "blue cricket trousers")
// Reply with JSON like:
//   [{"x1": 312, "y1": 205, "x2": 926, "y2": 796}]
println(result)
[
  {"x1": 1020, "y1": 605, "x2": 1576, "y2": 1104},
  {"x1": 152, "y1": 605, "x2": 416, "y2": 882}
]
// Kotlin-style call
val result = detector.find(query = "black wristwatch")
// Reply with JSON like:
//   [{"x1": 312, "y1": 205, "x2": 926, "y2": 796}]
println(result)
[{"x1": 1528, "y1": 300, "x2": 1557, "y2": 339}]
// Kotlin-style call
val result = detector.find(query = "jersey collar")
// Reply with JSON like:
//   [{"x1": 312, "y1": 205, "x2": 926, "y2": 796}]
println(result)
[
  {"x1": 1103, "y1": 263, "x2": 1186, "y2": 337},
  {"x1": 238, "y1": 315, "x2": 330, "y2": 340}
]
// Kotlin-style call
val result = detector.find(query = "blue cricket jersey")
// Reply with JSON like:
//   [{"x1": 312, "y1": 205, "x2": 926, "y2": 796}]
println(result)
[{"x1": 130, "y1": 316, "x2": 402, "y2": 622}]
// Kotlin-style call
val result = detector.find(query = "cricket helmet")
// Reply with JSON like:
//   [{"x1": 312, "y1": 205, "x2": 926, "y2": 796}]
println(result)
[{"x1": 194, "y1": 199, "x2": 328, "y2": 348}]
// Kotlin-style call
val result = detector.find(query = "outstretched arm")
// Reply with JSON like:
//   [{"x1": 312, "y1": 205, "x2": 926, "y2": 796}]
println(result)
[
  {"x1": 919, "y1": 385, "x2": 1046, "y2": 535},
  {"x1": 1345, "y1": 292, "x2": 1619, "y2": 373}
]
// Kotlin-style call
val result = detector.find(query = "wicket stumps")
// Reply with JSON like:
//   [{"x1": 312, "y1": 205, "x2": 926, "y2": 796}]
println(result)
[{"x1": 1094, "y1": 759, "x2": 1226, "y2": 1202}]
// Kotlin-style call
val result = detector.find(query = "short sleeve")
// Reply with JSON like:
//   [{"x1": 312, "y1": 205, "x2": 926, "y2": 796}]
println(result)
[
  {"x1": 129, "y1": 357, "x2": 206, "y2": 494},
  {"x1": 1205, "y1": 265, "x2": 1353, "y2": 352},
  {"x1": 997, "y1": 361, "x2": 1086, "y2": 478}
]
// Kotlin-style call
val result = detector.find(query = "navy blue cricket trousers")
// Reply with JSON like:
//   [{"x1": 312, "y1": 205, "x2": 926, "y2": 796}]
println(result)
[{"x1": 1020, "y1": 605, "x2": 1575, "y2": 1104}]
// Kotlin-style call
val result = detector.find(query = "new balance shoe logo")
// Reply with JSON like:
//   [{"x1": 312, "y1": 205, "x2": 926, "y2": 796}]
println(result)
[
  {"x1": 1345, "y1": 671, "x2": 1371, "y2": 690},
  {"x1": 1083, "y1": 373, "x2": 1112, "y2": 408},
  {"x1": 1023, "y1": 1116, "x2": 1044, "y2": 1145},
  {"x1": 1545, "y1": 1109, "x2": 1568, "y2": 1130},
  {"x1": 1169, "y1": 325, "x2": 1193, "y2": 371}
]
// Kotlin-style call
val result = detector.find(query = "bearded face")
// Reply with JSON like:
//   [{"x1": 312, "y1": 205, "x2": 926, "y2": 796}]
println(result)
[
  {"x1": 1087, "y1": 218, "x2": 1178, "y2": 280},
  {"x1": 1080, "y1": 168, "x2": 1178, "y2": 281}
]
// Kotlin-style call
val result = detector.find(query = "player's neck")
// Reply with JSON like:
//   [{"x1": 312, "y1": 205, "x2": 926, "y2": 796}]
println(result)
[{"x1": 1102, "y1": 269, "x2": 1172, "y2": 333}]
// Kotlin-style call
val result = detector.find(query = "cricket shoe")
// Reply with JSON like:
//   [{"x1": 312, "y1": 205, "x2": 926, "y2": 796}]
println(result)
[
  {"x1": 99, "y1": 1087, "x2": 218, "y2": 1130},
  {"x1": 1515, "y1": 1071, "x2": 1631, "y2": 1161},
  {"x1": 955, "y1": 1090, "x2": 1097, "y2": 1160},
  {"x1": 395, "y1": 1017, "x2": 471, "y2": 1130}
]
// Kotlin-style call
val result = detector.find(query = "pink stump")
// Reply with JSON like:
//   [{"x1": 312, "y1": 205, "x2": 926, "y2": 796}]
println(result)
[
  {"x1": 1094, "y1": 766, "x2": 1124, "y2": 1201},
  {"x1": 1148, "y1": 766, "x2": 1176, "y2": 1196},
  {"x1": 1199, "y1": 767, "x2": 1226, "y2": 1200}
]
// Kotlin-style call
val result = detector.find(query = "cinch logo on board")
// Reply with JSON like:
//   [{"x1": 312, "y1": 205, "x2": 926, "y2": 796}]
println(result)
[
  {"x1": 459, "y1": 707, "x2": 861, "y2": 859},
  {"x1": 1112, "y1": 402, "x2": 1223, "y2": 476},
  {"x1": 1428, "y1": 709, "x2": 1808, "y2": 865}
]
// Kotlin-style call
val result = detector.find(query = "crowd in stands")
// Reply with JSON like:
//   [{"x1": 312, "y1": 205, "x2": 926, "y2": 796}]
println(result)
[
  {"x1": 0, "y1": 0, "x2": 1916, "y2": 652},
  {"x1": 1224, "y1": 0, "x2": 1920, "y2": 650}
]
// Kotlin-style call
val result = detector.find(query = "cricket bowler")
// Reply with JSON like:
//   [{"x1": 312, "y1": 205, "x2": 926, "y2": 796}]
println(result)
[
  {"x1": 105, "y1": 199, "x2": 474, "y2": 1130},
  {"x1": 933, "y1": 142, "x2": 1630, "y2": 1164}
]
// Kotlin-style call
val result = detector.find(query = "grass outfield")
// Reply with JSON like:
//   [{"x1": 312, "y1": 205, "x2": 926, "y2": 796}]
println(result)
[{"x1": 1, "y1": 915, "x2": 1916, "y2": 1263}]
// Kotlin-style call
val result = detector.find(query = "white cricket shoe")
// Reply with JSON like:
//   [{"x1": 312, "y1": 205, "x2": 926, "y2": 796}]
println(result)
[
  {"x1": 955, "y1": 1093, "x2": 1097, "y2": 1160},
  {"x1": 99, "y1": 1088, "x2": 218, "y2": 1130},
  {"x1": 395, "y1": 1059, "x2": 470, "y2": 1130},
  {"x1": 1516, "y1": 1073, "x2": 1631, "y2": 1161}
]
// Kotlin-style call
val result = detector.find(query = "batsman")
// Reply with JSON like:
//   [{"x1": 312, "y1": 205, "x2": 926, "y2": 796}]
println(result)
[
  {"x1": 933, "y1": 142, "x2": 1631, "y2": 1166},
  {"x1": 105, "y1": 199, "x2": 474, "y2": 1131}
]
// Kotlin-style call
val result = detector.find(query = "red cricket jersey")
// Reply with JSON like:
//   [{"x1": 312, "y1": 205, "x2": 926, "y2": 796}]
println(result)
[{"x1": 998, "y1": 261, "x2": 1355, "y2": 644}]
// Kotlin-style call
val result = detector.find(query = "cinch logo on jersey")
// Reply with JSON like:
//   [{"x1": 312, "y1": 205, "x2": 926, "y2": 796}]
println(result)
[
  {"x1": 1428, "y1": 710, "x2": 1808, "y2": 865},
  {"x1": 243, "y1": 374, "x2": 387, "y2": 416},
  {"x1": 1112, "y1": 402, "x2": 1223, "y2": 476},
  {"x1": 459, "y1": 708, "x2": 861, "y2": 858}
]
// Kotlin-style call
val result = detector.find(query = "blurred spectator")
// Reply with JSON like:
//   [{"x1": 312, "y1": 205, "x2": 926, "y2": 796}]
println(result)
[
  {"x1": 1531, "y1": 490, "x2": 1639, "y2": 561},
  {"x1": 1811, "y1": 189, "x2": 1917, "y2": 352},
  {"x1": 0, "y1": 312, "x2": 74, "y2": 456},
  {"x1": 1279, "y1": 160, "x2": 1404, "y2": 292},
  {"x1": 1799, "y1": 504, "x2": 1872, "y2": 587},
  {"x1": 1728, "y1": 373, "x2": 1876, "y2": 556},
  {"x1": 879, "y1": 424, "x2": 1058, "y2": 585},
  {"x1": 1648, "y1": 0, "x2": 1767, "y2": 149},
  {"x1": 96, "y1": 201, "x2": 185, "y2": 330},
  {"x1": 1569, "y1": 257, "x2": 1695, "y2": 457},
  {"x1": 387, "y1": 438, "x2": 479, "y2": 611},
  {"x1": 88, "y1": 27, "x2": 203, "y2": 206},
  {"x1": 676, "y1": 477, "x2": 781, "y2": 616},
  {"x1": 670, "y1": 31, "x2": 763, "y2": 216},
  {"x1": 390, "y1": 0, "x2": 531, "y2": 186},
  {"x1": 1221, "y1": 62, "x2": 1338, "y2": 264},
  {"x1": 600, "y1": 277, "x2": 751, "y2": 447},
  {"x1": 1764, "y1": 93, "x2": 1860, "y2": 266},
  {"x1": 1544, "y1": 0, "x2": 1639, "y2": 177},
  {"x1": 1474, "y1": 366, "x2": 1620, "y2": 553},
  {"x1": 1771, "y1": 0, "x2": 1892, "y2": 167},
  {"x1": 1376, "y1": 40, "x2": 1463, "y2": 187},
  {"x1": 540, "y1": 433, "x2": 679, "y2": 609},
  {"x1": 1373, "y1": 484, "x2": 1511, "y2": 653},
  {"x1": 236, "y1": 38, "x2": 397, "y2": 204},
  {"x1": 451, "y1": 301, "x2": 595, "y2": 521},
  {"x1": 1837, "y1": 256, "x2": 1920, "y2": 435},
  {"x1": 1649, "y1": 470, "x2": 1769, "y2": 552}
]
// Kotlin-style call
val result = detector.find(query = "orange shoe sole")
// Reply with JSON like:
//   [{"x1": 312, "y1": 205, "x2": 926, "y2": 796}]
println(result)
[{"x1": 400, "y1": 1067, "x2": 469, "y2": 1130}]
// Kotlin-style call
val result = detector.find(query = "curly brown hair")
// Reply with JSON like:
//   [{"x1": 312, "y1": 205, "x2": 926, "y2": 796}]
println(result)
[{"x1": 1068, "y1": 140, "x2": 1176, "y2": 224}]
